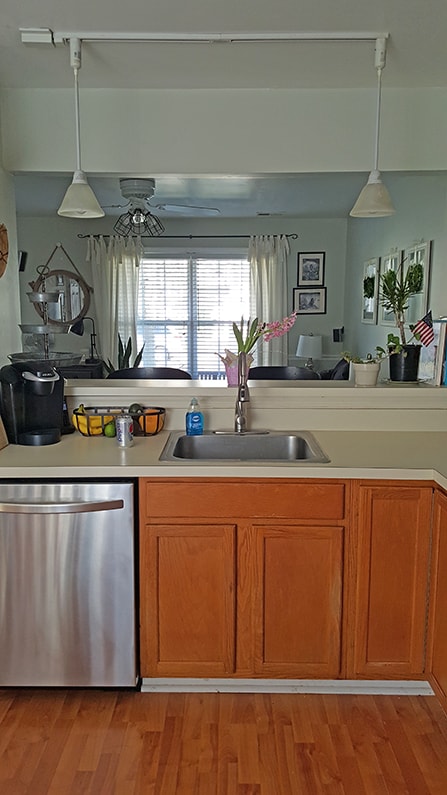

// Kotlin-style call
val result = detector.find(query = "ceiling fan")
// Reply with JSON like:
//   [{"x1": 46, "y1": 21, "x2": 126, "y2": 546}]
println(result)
[{"x1": 112, "y1": 178, "x2": 220, "y2": 236}]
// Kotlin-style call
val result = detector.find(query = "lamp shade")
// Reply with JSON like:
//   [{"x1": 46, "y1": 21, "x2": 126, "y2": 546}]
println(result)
[
  {"x1": 350, "y1": 170, "x2": 395, "y2": 218},
  {"x1": 296, "y1": 334, "x2": 322, "y2": 360},
  {"x1": 58, "y1": 170, "x2": 105, "y2": 218}
]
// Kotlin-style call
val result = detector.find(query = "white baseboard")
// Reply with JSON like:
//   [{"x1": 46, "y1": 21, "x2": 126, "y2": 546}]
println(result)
[{"x1": 141, "y1": 678, "x2": 435, "y2": 695}]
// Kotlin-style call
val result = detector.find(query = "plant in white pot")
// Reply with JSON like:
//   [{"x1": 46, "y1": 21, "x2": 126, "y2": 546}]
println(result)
[
  {"x1": 342, "y1": 350, "x2": 388, "y2": 387},
  {"x1": 378, "y1": 262, "x2": 425, "y2": 381}
]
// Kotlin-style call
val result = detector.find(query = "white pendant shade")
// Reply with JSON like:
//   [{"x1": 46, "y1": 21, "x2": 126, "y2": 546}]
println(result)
[
  {"x1": 350, "y1": 170, "x2": 395, "y2": 217},
  {"x1": 58, "y1": 170, "x2": 105, "y2": 218}
]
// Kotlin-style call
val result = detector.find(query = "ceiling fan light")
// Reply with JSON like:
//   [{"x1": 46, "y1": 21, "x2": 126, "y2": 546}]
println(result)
[
  {"x1": 350, "y1": 170, "x2": 395, "y2": 217},
  {"x1": 113, "y1": 212, "x2": 134, "y2": 235},
  {"x1": 131, "y1": 209, "x2": 146, "y2": 224},
  {"x1": 113, "y1": 209, "x2": 165, "y2": 237},
  {"x1": 144, "y1": 212, "x2": 165, "y2": 236},
  {"x1": 58, "y1": 170, "x2": 105, "y2": 218}
]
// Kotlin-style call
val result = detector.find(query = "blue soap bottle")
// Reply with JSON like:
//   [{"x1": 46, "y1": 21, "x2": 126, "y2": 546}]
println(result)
[{"x1": 185, "y1": 397, "x2": 204, "y2": 436}]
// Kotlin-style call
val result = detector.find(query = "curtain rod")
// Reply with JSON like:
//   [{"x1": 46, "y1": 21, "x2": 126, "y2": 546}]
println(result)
[{"x1": 77, "y1": 233, "x2": 299, "y2": 240}]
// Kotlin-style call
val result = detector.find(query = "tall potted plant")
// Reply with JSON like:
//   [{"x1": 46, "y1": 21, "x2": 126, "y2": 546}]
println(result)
[{"x1": 378, "y1": 262, "x2": 424, "y2": 381}]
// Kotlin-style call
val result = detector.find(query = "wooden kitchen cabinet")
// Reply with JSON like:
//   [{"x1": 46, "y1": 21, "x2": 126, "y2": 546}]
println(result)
[
  {"x1": 139, "y1": 521, "x2": 236, "y2": 677},
  {"x1": 349, "y1": 482, "x2": 433, "y2": 678},
  {"x1": 427, "y1": 488, "x2": 447, "y2": 709},
  {"x1": 251, "y1": 523, "x2": 343, "y2": 677},
  {"x1": 139, "y1": 478, "x2": 348, "y2": 679}
]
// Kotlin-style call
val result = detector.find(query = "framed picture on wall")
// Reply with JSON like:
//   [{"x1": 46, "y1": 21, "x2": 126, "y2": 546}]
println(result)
[
  {"x1": 380, "y1": 249, "x2": 402, "y2": 325},
  {"x1": 293, "y1": 287, "x2": 327, "y2": 315},
  {"x1": 361, "y1": 257, "x2": 379, "y2": 325},
  {"x1": 297, "y1": 252, "x2": 325, "y2": 287},
  {"x1": 403, "y1": 241, "x2": 432, "y2": 326}
]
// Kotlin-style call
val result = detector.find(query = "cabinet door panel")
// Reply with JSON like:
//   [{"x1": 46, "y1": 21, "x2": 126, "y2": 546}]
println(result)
[
  {"x1": 353, "y1": 486, "x2": 432, "y2": 677},
  {"x1": 253, "y1": 525, "x2": 343, "y2": 677},
  {"x1": 140, "y1": 523, "x2": 236, "y2": 677},
  {"x1": 427, "y1": 490, "x2": 447, "y2": 704}
]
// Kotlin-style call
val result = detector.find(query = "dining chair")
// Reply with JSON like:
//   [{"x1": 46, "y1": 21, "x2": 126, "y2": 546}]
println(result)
[
  {"x1": 318, "y1": 359, "x2": 350, "y2": 380},
  {"x1": 248, "y1": 366, "x2": 321, "y2": 380}
]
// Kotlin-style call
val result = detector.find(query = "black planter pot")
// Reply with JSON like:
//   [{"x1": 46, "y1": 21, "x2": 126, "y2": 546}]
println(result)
[{"x1": 389, "y1": 344, "x2": 422, "y2": 382}]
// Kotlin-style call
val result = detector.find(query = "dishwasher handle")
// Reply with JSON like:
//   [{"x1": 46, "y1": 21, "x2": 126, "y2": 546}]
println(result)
[{"x1": 0, "y1": 499, "x2": 124, "y2": 515}]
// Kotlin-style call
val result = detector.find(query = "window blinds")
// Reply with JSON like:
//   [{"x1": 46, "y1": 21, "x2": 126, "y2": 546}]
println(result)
[{"x1": 137, "y1": 254, "x2": 251, "y2": 377}]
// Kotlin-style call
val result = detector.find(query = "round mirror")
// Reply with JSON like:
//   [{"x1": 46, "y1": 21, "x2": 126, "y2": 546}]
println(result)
[{"x1": 29, "y1": 269, "x2": 92, "y2": 325}]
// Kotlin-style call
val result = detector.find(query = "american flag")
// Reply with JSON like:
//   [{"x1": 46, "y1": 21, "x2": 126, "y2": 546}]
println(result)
[{"x1": 413, "y1": 311, "x2": 435, "y2": 347}]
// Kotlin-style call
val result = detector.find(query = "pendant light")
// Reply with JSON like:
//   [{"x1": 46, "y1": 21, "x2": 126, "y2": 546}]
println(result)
[
  {"x1": 58, "y1": 38, "x2": 104, "y2": 218},
  {"x1": 350, "y1": 38, "x2": 395, "y2": 218}
]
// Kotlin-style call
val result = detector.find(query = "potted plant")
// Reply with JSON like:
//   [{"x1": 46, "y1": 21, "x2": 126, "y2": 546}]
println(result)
[
  {"x1": 378, "y1": 262, "x2": 424, "y2": 381},
  {"x1": 217, "y1": 313, "x2": 297, "y2": 385},
  {"x1": 342, "y1": 351, "x2": 387, "y2": 387},
  {"x1": 103, "y1": 334, "x2": 145, "y2": 375}
]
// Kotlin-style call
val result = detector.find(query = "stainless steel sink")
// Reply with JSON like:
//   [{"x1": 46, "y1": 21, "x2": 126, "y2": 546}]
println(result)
[{"x1": 159, "y1": 431, "x2": 330, "y2": 463}]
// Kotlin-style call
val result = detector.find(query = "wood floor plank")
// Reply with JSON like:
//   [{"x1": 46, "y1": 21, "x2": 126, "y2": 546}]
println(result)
[
  {"x1": 272, "y1": 707, "x2": 299, "y2": 794},
  {"x1": 1, "y1": 689, "x2": 447, "y2": 794},
  {"x1": 311, "y1": 723, "x2": 344, "y2": 792}
]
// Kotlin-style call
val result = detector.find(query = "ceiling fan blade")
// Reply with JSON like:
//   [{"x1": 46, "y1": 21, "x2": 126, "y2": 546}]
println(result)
[
  {"x1": 102, "y1": 201, "x2": 130, "y2": 209},
  {"x1": 155, "y1": 203, "x2": 221, "y2": 216}
]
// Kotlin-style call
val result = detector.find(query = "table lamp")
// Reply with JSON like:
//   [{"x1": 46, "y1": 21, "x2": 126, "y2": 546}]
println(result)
[
  {"x1": 69, "y1": 316, "x2": 100, "y2": 363},
  {"x1": 296, "y1": 334, "x2": 322, "y2": 370}
]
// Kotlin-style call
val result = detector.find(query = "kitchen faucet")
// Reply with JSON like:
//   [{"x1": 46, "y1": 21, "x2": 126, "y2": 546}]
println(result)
[{"x1": 234, "y1": 352, "x2": 250, "y2": 433}]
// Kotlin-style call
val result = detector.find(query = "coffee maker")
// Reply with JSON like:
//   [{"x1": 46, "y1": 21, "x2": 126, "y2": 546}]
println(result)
[{"x1": 0, "y1": 361, "x2": 64, "y2": 445}]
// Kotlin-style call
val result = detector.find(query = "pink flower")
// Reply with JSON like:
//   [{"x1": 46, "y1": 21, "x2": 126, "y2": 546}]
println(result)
[
  {"x1": 220, "y1": 311, "x2": 297, "y2": 358},
  {"x1": 263, "y1": 312, "x2": 297, "y2": 342}
]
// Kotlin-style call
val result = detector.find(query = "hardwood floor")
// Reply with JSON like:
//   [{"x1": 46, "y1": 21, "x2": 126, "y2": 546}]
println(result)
[{"x1": 1, "y1": 689, "x2": 447, "y2": 794}]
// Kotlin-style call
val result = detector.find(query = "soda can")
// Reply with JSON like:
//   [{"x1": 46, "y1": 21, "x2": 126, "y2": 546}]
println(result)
[{"x1": 116, "y1": 414, "x2": 134, "y2": 447}]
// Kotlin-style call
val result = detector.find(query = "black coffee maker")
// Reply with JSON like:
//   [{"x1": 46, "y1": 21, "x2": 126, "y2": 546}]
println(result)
[{"x1": 0, "y1": 361, "x2": 64, "y2": 445}]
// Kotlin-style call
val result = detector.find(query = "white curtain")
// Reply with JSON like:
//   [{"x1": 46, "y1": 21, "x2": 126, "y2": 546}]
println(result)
[
  {"x1": 248, "y1": 234, "x2": 290, "y2": 365},
  {"x1": 86, "y1": 235, "x2": 142, "y2": 368}
]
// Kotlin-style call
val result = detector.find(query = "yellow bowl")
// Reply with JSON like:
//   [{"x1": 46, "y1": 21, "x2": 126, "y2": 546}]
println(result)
[{"x1": 72, "y1": 410, "x2": 116, "y2": 436}]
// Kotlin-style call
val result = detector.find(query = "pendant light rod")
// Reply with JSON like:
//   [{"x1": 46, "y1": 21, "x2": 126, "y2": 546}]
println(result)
[
  {"x1": 372, "y1": 37, "x2": 387, "y2": 173},
  {"x1": 373, "y1": 66, "x2": 382, "y2": 172},
  {"x1": 71, "y1": 38, "x2": 82, "y2": 173},
  {"x1": 21, "y1": 28, "x2": 389, "y2": 46}
]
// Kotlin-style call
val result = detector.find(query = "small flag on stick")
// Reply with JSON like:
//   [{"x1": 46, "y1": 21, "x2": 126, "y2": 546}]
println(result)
[{"x1": 413, "y1": 311, "x2": 435, "y2": 347}]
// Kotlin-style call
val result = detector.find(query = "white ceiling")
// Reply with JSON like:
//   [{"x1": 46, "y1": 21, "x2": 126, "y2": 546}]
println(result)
[{"x1": 3, "y1": 0, "x2": 447, "y2": 218}]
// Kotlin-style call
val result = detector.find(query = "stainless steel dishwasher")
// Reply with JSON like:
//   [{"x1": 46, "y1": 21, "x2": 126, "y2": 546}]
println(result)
[{"x1": 0, "y1": 480, "x2": 137, "y2": 687}]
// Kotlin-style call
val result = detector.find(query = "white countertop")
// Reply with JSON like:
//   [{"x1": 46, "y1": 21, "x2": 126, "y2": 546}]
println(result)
[
  {"x1": 1, "y1": 381, "x2": 446, "y2": 485},
  {"x1": 0, "y1": 429, "x2": 446, "y2": 488}
]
